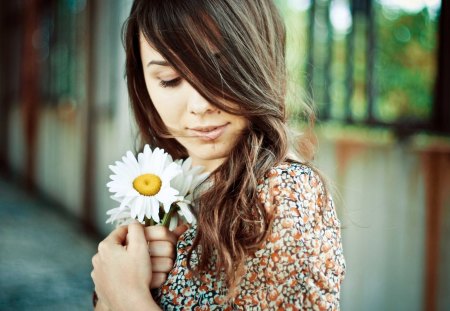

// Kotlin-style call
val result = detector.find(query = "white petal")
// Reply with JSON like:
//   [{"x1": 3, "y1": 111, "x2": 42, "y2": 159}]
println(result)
[
  {"x1": 134, "y1": 196, "x2": 146, "y2": 222},
  {"x1": 144, "y1": 198, "x2": 153, "y2": 220},
  {"x1": 143, "y1": 144, "x2": 152, "y2": 155},
  {"x1": 181, "y1": 175, "x2": 193, "y2": 196},
  {"x1": 122, "y1": 151, "x2": 140, "y2": 176},
  {"x1": 119, "y1": 190, "x2": 138, "y2": 209},
  {"x1": 112, "y1": 157, "x2": 138, "y2": 180},
  {"x1": 137, "y1": 152, "x2": 146, "y2": 171},
  {"x1": 156, "y1": 187, "x2": 179, "y2": 207},
  {"x1": 105, "y1": 207, "x2": 121, "y2": 223},
  {"x1": 191, "y1": 172, "x2": 209, "y2": 191},
  {"x1": 161, "y1": 162, "x2": 183, "y2": 183},
  {"x1": 162, "y1": 201, "x2": 172, "y2": 213},
  {"x1": 107, "y1": 180, "x2": 134, "y2": 197},
  {"x1": 177, "y1": 202, "x2": 195, "y2": 223},
  {"x1": 169, "y1": 214, "x2": 179, "y2": 231},
  {"x1": 105, "y1": 205, "x2": 134, "y2": 225},
  {"x1": 109, "y1": 195, "x2": 123, "y2": 204},
  {"x1": 150, "y1": 197, "x2": 160, "y2": 223},
  {"x1": 182, "y1": 157, "x2": 192, "y2": 171},
  {"x1": 139, "y1": 145, "x2": 155, "y2": 173},
  {"x1": 149, "y1": 148, "x2": 167, "y2": 175},
  {"x1": 161, "y1": 185, "x2": 179, "y2": 197}
]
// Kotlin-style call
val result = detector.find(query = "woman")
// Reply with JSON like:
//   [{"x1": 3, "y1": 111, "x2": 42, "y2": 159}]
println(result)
[{"x1": 91, "y1": 0, "x2": 346, "y2": 309}]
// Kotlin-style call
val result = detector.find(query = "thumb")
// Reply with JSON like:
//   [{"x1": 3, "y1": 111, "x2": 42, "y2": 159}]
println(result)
[
  {"x1": 105, "y1": 225, "x2": 128, "y2": 245},
  {"x1": 126, "y1": 223, "x2": 147, "y2": 252},
  {"x1": 172, "y1": 224, "x2": 189, "y2": 239}
]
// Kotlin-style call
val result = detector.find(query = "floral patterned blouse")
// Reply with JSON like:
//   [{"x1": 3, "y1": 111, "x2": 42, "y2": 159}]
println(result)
[{"x1": 155, "y1": 162, "x2": 346, "y2": 310}]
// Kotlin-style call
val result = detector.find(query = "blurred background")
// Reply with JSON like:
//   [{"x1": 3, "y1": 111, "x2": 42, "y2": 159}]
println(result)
[{"x1": 0, "y1": 0, "x2": 449, "y2": 310}]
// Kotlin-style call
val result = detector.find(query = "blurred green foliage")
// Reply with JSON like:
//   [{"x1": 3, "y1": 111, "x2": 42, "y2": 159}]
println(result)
[
  {"x1": 375, "y1": 5, "x2": 438, "y2": 122},
  {"x1": 275, "y1": 0, "x2": 440, "y2": 124}
]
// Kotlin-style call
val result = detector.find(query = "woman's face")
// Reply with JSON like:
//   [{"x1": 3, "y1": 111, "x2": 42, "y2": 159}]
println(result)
[{"x1": 139, "y1": 34, "x2": 248, "y2": 172}]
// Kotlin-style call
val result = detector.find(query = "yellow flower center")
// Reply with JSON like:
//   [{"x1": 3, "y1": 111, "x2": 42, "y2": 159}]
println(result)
[{"x1": 133, "y1": 174, "x2": 162, "y2": 196}]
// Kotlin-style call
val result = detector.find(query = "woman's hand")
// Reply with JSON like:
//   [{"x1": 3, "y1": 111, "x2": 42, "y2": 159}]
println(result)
[
  {"x1": 146, "y1": 224, "x2": 188, "y2": 288},
  {"x1": 91, "y1": 223, "x2": 159, "y2": 311},
  {"x1": 94, "y1": 299, "x2": 111, "y2": 311}
]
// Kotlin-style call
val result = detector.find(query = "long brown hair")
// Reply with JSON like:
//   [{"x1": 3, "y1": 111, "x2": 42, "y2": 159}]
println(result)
[{"x1": 123, "y1": 0, "x2": 313, "y2": 291}]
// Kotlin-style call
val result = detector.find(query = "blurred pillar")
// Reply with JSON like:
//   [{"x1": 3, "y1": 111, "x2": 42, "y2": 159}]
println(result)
[
  {"x1": 82, "y1": 0, "x2": 98, "y2": 234},
  {"x1": 421, "y1": 149, "x2": 450, "y2": 311},
  {"x1": 434, "y1": 0, "x2": 450, "y2": 134},
  {"x1": 0, "y1": 2, "x2": 15, "y2": 175},
  {"x1": 21, "y1": 0, "x2": 42, "y2": 192}
]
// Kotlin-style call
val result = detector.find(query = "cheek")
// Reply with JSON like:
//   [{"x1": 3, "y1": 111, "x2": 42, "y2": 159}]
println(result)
[
  {"x1": 230, "y1": 116, "x2": 248, "y2": 132},
  {"x1": 149, "y1": 89, "x2": 184, "y2": 128},
  {"x1": 153, "y1": 101, "x2": 175, "y2": 126}
]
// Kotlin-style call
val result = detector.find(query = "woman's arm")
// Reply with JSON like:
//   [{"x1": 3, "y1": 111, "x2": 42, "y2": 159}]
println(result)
[
  {"x1": 243, "y1": 164, "x2": 346, "y2": 309},
  {"x1": 94, "y1": 299, "x2": 111, "y2": 311},
  {"x1": 91, "y1": 223, "x2": 162, "y2": 311},
  {"x1": 278, "y1": 166, "x2": 345, "y2": 309}
]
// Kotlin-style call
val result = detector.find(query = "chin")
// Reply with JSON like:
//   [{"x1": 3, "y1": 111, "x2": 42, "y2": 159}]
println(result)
[
  {"x1": 192, "y1": 147, "x2": 230, "y2": 164},
  {"x1": 198, "y1": 151, "x2": 229, "y2": 162}
]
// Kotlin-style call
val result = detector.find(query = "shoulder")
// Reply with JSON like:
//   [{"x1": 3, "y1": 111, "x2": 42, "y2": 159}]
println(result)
[
  {"x1": 257, "y1": 161, "x2": 337, "y2": 227},
  {"x1": 259, "y1": 161, "x2": 324, "y2": 189},
  {"x1": 257, "y1": 161, "x2": 326, "y2": 207},
  {"x1": 240, "y1": 162, "x2": 344, "y2": 305}
]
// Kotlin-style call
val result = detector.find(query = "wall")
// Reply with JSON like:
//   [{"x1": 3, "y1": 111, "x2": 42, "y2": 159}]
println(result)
[
  {"x1": 9, "y1": 109, "x2": 450, "y2": 311},
  {"x1": 6, "y1": 0, "x2": 136, "y2": 228},
  {"x1": 3, "y1": 0, "x2": 449, "y2": 309},
  {"x1": 315, "y1": 130, "x2": 439, "y2": 311}
]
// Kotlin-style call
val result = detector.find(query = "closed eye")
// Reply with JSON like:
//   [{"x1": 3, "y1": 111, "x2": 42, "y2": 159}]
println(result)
[{"x1": 159, "y1": 77, "x2": 182, "y2": 88}]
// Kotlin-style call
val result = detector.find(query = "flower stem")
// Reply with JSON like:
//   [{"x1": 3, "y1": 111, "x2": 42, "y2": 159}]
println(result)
[
  {"x1": 161, "y1": 204, "x2": 177, "y2": 228},
  {"x1": 144, "y1": 217, "x2": 155, "y2": 227}
]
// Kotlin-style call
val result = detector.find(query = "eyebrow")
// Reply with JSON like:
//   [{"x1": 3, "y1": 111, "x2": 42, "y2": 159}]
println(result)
[
  {"x1": 146, "y1": 52, "x2": 221, "y2": 68},
  {"x1": 146, "y1": 60, "x2": 169, "y2": 67}
]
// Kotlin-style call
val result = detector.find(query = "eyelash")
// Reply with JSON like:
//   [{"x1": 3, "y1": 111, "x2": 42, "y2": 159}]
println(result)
[{"x1": 159, "y1": 77, "x2": 182, "y2": 88}]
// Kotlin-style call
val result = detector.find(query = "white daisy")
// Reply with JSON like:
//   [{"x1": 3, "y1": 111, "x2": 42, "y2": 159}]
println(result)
[
  {"x1": 171, "y1": 157, "x2": 209, "y2": 224},
  {"x1": 106, "y1": 207, "x2": 135, "y2": 226},
  {"x1": 106, "y1": 145, "x2": 182, "y2": 223}
]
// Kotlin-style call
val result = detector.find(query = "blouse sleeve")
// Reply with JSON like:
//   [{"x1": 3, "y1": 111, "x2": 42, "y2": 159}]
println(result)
[{"x1": 239, "y1": 164, "x2": 346, "y2": 310}]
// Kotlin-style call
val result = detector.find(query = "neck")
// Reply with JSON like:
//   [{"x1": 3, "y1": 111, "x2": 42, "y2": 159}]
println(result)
[{"x1": 191, "y1": 157, "x2": 226, "y2": 173}]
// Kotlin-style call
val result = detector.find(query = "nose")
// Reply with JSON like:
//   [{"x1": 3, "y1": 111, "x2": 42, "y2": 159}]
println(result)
[{"x1": 187, "y1": 86, "x2": 217, "y2": 115}]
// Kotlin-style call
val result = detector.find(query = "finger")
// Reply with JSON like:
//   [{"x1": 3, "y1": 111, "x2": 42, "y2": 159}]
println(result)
[
  {"x1": 148, "y1": 241, "x2": 175, "y2": 257},
  {"x1": 95, "y1": 299, "x2": 110, "y2": 311},
  {"x1": 172, "y1": 224, "x2": 189, "y2": 238},
  {"x1": 91, "y1": 270, "x2": 96, "y2": 283},
  {"x1": 151, "y1": 257, "x2": 174, "y2": 273},
  {"x1": 144, "y1": 226, "x2": 177, "y2": 245},
  {"x1": 127, "y1": 223, "x2": 147, "y2": 251},
  {"x1": 150, "y1": 272, "x2": 168, "y2": 289},
  {"x1": 92, "y1": 253, "x2": 99, "y2": 268},
  {"x1": 104, "y1": 225, "x2": 128, "y2": 245}
]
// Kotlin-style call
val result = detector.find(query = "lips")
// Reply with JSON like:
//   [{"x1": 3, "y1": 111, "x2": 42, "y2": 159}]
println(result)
[{"x1": 189, "y1": 123, "x2": 229, "y2": 141}]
